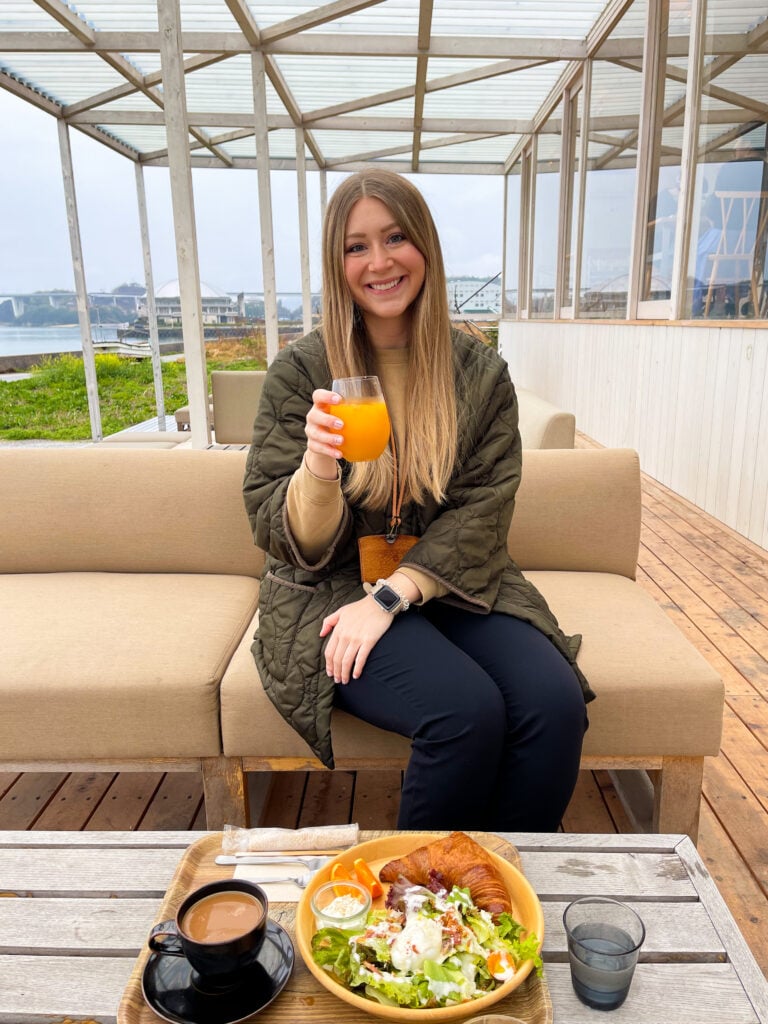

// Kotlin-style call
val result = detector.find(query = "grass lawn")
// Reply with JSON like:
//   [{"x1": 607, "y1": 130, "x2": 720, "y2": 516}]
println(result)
[{"x1": 0, "y1": 337, "x2": 268, "y2": 441}]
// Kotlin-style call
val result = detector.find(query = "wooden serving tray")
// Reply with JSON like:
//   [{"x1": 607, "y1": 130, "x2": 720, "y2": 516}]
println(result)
[{"x1": 117, "y1": 830, "x2": 553, "y2": 1024}]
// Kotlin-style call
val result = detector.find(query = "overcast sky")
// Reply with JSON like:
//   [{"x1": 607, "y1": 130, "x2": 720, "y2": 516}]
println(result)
[{"x1": 0, "y1": 88, "x2": 505, "y2": 296}]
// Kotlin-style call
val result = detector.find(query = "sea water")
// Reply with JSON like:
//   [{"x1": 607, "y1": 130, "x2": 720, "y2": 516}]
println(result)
[
  {"x1": 568, "y1": 923, "x2": 638, "y2": 1010},
  {"x1": 0, "y1": 324, "x2": 120, "y2": 357}
]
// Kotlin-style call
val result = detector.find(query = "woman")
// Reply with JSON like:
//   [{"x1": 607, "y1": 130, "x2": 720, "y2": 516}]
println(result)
[{"x1": 243, "y1": 169, "x2": 593, "y2": 831}]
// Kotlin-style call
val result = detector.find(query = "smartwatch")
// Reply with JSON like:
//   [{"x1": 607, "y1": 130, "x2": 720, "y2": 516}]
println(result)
[{"x1": 364, "y1": 578, "x2": 410, "y2": 615}]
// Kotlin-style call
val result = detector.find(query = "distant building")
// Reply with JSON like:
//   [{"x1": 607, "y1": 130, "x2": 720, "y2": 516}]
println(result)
[
  {"x1": 447, "y1": 277, "x2": 501, "y2": 314},
  {"x1": 144, "y1": 280, "x2": 239, "y2": 325}
]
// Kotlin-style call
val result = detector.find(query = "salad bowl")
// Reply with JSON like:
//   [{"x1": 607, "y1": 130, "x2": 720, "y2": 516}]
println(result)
[{"x1": 295, "y1": 833, "x2": 544, "y2": 1022}]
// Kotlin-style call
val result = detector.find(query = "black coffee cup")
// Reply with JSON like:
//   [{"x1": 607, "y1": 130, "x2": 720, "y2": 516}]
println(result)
[{"x1": 148, "y1": 879, "x2": 268, "y2": 987}]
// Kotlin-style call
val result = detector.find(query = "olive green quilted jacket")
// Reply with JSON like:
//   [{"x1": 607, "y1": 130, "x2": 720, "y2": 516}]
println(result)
[{"x1": 243, "y1": 328, "x2": 594, "y2": 768}]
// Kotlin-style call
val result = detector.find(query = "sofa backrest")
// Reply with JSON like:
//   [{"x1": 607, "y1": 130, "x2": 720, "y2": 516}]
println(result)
[
  {"x1": 516, "y1": 388, "x2": 576, "y2": 449},
  {"x1": 212, "y1": 370, "x2": 267, "y2": 444},
  {"x1": 509, "y1": 448, "x2": 641, "y2": 578},
  {"x1": 0, "y1": 446, "x2": 639, "y2": 580},
  {"x1": 0, "y1": 448, "x2": 264, "y2": 577}
]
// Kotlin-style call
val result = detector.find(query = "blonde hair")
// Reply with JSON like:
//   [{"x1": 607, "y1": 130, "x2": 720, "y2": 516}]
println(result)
[{"x1": 321, "y1": 169, "x2": 457, "y2": 510}]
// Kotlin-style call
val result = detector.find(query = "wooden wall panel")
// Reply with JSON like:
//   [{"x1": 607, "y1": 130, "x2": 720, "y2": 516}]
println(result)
[{"x1": 500, "y1": 320, "x2": 768, "y2": 550}]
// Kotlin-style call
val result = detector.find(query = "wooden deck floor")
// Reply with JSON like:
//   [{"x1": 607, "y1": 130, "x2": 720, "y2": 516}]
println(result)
[{"x1": 2, "y1": 433, "x2": 767, "y2": 975}]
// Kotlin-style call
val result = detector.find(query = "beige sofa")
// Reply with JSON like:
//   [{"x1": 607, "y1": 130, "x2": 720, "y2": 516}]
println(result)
[
  {"x1": 0, "y1": 446, "x2": 723, "y2": 838},
  {"x1": 516, "y1": 388, "x2": 576, "y2": 449}
]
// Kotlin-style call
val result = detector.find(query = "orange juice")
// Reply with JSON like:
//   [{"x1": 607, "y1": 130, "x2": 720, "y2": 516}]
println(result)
[{"x1": 336, "y1": 398, "x2": 390, "y2": 461}]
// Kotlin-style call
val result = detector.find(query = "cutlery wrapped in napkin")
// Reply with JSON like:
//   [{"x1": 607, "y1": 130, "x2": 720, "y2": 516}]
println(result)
[{"x1": 222, "y1": 822, "x2": 359, "y2": 854}]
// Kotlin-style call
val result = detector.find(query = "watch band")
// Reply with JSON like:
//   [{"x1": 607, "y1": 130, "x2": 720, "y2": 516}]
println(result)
[{"x1": 363, "y1": 578, "x2": 410, "y2": 614}]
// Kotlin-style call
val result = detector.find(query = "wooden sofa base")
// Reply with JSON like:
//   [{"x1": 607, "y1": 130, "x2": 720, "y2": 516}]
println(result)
[{"x1": 2, "y1": 753, "x2": 706, "y2": 841}]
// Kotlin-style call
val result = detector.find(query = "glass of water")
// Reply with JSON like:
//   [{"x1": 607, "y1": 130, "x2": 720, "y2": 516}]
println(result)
[{"x1": 563, "y1": 897, "x2": 645, "y2": 1010}]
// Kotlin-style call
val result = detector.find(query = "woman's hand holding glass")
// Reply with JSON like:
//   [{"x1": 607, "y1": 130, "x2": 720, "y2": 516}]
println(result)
[{"x1": 304, "y1": 388, "x2": 345, "y2": 479}]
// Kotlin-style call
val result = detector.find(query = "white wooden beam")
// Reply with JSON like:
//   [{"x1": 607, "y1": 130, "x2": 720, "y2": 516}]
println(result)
[
  {"x1": 252, "y1": 51, "x2": 279, "y2": 365},
  {"x1": 572, "y1": 61, "x2": 592, "y2": 318},
  {"x1": 157, "y1": 0, "x2": 210, "y2": 448},
  {"x1": 411, "y1": 0, "x2": 434, "y2": 172},
  {"x1": 134, "y1": 162, "x2": 166, "y2": 429},
  {"x1": 223, "y1": 0, "x2": 261, "y2": 45},
  {"x1": 261, "y1": 0, "x2": 387, "y2": 44},
  {"x1": 627, "y1": 0, "x2": 668, "y2": 319},
  {"x1": 33, "y1": 0, "x2": 95, "y2": 46},
  {"x1": 295, "y1": 128, "x2": 313, "y2": 335},
  {"x1": 57, "y1": 119, "x2": 102, "y2": 440},
  {"x1": 11, "y1": 28, "x2": 754, "y2": 58},
  {"x1": 671, "y1": 0, "x2": 707, "y2": 320},
  {"x1": 319, "y1": 169, "x2": 328, "y2": 228},
  {"x1": 0, "y1": 71, "x2": 62, "y2": 115}
]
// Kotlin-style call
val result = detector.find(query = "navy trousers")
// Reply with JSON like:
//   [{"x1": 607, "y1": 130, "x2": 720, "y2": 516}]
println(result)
[{"x1": 333, "y1": 603, "x2": 588, "y2": 832}]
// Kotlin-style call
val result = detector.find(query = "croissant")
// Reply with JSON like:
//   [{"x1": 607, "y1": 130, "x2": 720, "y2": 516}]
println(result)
[{"x1": 379, "y1": 831, "x2": 512, "y2": 918}]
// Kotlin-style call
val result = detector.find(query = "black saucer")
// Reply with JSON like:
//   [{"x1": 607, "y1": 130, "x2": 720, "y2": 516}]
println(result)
[{"x1": 142, "y1": 919, "x2": 295, "y2": 1024}]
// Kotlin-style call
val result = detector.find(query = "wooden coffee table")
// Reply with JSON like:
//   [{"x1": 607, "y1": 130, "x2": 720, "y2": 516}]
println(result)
[{"x1": 1, "y1": 830, "x2": 766, "y2": 1023}]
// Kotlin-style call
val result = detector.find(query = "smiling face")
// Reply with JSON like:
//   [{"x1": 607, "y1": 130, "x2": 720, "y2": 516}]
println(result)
[{"x1": 343, "y1": 195, "x2": 426, "y2": 346}]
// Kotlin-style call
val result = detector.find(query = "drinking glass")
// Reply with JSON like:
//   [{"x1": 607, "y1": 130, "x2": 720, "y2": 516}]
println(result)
[
  {"x1": 563, "y1": 897, "x2": 645, "y2": 1011},
  {"x1": 330, "y1": 375, "x2": 391, "y2": 462}
]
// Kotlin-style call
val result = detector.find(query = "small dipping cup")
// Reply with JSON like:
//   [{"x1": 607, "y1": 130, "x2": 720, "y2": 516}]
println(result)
[
  {"x1": 311, "y1": 879, "x2": 371, "y2": 931},
  {"x1": 563, "y1": 897, "x2": 645, "y2": 1011}
]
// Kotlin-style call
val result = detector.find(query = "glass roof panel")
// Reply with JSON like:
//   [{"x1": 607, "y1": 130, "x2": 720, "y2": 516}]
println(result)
[
  {"x1": 183, "y1": 55, "x2": 284, "y2": 114},
  {"x1": 93, "y1": 93, "x2": 165, "y2": 114},
  {"x1": 706, "y1": 0, "x2": 768, "y2": 34},
  {"x1": 713, "y1": 54, "x2": 768, "y2": 102},
  {"x1": 595, "y1": 0, "x2": 646, "y2": 43},
  {"x1": 70, "y1": 1, "x2": 242, "y2": 32},
  {"x1": 336, "y1": 98, "x2": 416, "y2": 119},
  {"x1": 0, "y1": 53, "x2": 134, "y2": 106},
  {"x1": 214, "y1": 128, "x2": 298, "y2": 159},
  {"x1": 122, "y1": 53, "x2": 165, "y2": 77},
  {"x1": 95, "y1": 123, "x2": 191, "y2": 153},
  {"x1": 589, "y1": 61, "x2": 643, "y2": 118},
  {"x1": 311, "y1": 130, "x2": 414, "y2": 160},
  {"x1": 1, "y1": 1, "x2": 68, "y2": 31},
  {"x1": 419, "y1": 135, "x2": 521, "y2": 162},
  {"x1": 431, "y1": 0, "x2": 608, "y2": 38},
  {"x1": 423, "y1": 61, "x2": 568, "y2": 120},
  {"x1": 272, "y1": 54, "x2": 417, "y2": 113},
  {"x1": 254, "y1": 0, "x2": 422, "y2": 36}
]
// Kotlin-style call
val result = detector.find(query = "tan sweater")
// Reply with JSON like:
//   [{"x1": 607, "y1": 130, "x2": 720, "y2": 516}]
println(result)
[{"x1": 285, "y1": 348, "x2": 445, "y2": 603}]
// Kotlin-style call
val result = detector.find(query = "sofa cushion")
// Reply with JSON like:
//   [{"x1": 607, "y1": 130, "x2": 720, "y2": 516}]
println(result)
[
  {"x1": 0, "y1": 572, "x2": 259, "y2": 760},
  {"x1": 221, "y1": 617, "x2": 411, "y2": 760},
  {"x1": 221, "y1": 568, "x2": 723, "y2": 761},
  {"x1": 511, "y1": 449, "x2": 641, "y2": 578},
  {"x1": 527, "y1": 571, "x2": 724, "y2": 756},
  {"x1": 0, "y1": 449, "x2": 263, "y2": 577}
]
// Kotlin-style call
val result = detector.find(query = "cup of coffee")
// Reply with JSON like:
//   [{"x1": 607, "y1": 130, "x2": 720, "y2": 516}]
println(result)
[
  {"x1": 563, "y1": 897, "x2": 645, "y2": 1010},
  {"x1": 148, "y1": 879, "x2": 268, "y2": 987}
]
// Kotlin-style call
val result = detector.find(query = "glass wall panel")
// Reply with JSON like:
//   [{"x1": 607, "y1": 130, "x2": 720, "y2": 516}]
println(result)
[
  {"x1": 641, "y1": 44, "x2": 689, "y2": 302},
  {"x1": 530, "y1": 104, "x2": 562, "y2": 318},
  {"x1": 578, "y1": 2, "x2": 645, "y2": 318},
  {"x1": 504, "y1": 163, "x2": 521, "y2": 317},
  {"x1": 686, "y1": 11, "x2": 768, "y2": 320}
]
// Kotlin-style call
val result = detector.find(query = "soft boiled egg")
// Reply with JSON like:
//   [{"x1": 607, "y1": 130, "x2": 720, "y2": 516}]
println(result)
[
  {"x1": 486, "y1": 949, "x2": 517, "y2": 982},
  {"x1": 390, "y1": 916, "x2": 443, "y2": 972}
]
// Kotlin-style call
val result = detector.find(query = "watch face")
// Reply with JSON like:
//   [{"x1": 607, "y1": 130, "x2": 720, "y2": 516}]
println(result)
[{"x1": 374, "y1": 585, "x2": 400, "y2": 612}]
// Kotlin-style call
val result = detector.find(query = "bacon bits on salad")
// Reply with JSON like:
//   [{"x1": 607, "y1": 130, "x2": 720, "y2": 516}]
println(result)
[{"x1": 311, "y1": 877, "x2": 542, "y2": 1010}]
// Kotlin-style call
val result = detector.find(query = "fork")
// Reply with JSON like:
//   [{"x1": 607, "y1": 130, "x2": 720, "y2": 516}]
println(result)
[{"x1": 214, "y1": 854, "x2": 330, "y2": 871}]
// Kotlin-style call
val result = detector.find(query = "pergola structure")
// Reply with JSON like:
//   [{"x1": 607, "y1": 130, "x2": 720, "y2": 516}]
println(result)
[{"x1": 1, "y1": 1, "x2": 766, "y2": 447}]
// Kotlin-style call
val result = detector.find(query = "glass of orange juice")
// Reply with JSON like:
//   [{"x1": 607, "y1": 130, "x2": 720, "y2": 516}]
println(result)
[{"x1": 331, "y1": 376, "x2": 391, "y2": 462}]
